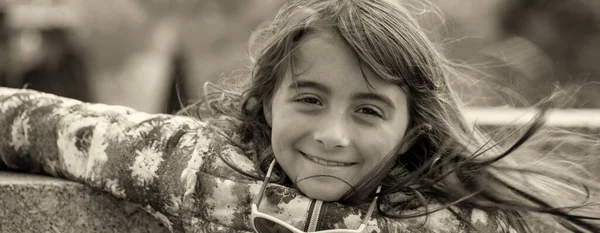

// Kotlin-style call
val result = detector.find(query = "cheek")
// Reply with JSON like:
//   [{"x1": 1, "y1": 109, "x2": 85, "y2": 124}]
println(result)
[
  {"x1": 270, "y1": 99, "x2": 314, "y2": 142},
  {"x1": 271, "y1": 117, "x2": 310, "y2": 159},
  {"x1": 362, "y1": 141, "x2": 391, "y2": 165},
  {"x1": 269, "y1": 108, "x2": 306, "y2": 170},
  {"x1": 358, "y1": 131, "x2": 405, "y2": 165}
]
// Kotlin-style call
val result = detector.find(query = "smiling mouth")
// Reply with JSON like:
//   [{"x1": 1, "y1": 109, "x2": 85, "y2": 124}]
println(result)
[{"x1": 300, "y1": 151, "x2": 356, "y2": 167}]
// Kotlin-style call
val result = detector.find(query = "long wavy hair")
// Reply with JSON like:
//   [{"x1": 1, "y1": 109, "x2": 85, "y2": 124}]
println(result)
[{"x1": 180, "y1": 0, "x2": 600, "y2": 232}]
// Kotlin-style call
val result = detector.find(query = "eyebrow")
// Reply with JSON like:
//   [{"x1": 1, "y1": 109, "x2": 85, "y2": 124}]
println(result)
[
  {"x1": 288, "y1": 80, "x2": 397, "y2": 110},
  {"x1": 352, "y1": 92, "x2": 396, "y2": 111},
  {"x1": 288, "y1": 80, "x2": 331, "y2": 94}
]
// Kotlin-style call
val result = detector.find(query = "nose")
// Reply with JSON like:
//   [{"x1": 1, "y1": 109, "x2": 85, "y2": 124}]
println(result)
[{"x1": 313, "y1": 111, "x2": 350, "y2": 150}]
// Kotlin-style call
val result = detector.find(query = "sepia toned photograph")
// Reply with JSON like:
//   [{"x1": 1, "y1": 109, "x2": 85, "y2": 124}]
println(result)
[{"x1": 1, "y1": 0, "x2": 599, "y2": 232}]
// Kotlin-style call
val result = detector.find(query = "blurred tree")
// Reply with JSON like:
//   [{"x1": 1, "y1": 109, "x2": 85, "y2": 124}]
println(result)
[
  {"x1": 175, "y1": 0, "x2": 285, "y2": 99},
  {"x1": 0, "y1": 4, "x2": 91, "y2": 102}
]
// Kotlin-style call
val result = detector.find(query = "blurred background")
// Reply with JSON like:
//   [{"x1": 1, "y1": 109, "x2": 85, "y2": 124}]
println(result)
[{"x1": 1, "y1": 0, "x2": 600, "y2": 113}]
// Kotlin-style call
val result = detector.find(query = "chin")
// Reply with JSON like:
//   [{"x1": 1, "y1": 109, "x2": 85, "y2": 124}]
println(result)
[{"x1": 296, "y1": 179, "x2": 351, "y2": 202}]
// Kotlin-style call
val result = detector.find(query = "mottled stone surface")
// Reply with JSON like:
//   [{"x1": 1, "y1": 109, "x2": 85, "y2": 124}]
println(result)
[{"x1": 0, "y1": 171, "x2": 169, "y2": 233}]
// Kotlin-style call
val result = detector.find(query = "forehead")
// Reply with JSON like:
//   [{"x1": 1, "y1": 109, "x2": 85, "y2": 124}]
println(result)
[{"x1": 289, "y1": 30, "x2": 405, "y2": 95}]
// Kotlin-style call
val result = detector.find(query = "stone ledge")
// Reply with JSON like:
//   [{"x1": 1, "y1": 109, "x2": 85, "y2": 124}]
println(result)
[{"x1": 0, "y1": 171, "x2": 169, "y2": 233}]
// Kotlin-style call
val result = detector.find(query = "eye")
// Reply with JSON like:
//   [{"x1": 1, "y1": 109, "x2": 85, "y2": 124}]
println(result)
[
  {"x1": 295, "y1": 96, "x2": 322, "y2": 105},
  {"x1": 357, "y1": 106, "x2": 384, "y2": 118}
]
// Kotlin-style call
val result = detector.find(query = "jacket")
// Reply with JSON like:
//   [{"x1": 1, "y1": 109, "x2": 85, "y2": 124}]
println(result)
[{"x1": 0, "y1": 87, "x2": 512, "y2": 233}]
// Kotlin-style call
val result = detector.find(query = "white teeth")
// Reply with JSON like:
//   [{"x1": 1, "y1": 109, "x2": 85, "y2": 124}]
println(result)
[{"x1": 302, "y1": 152, "x2": 353, "y2": 167}]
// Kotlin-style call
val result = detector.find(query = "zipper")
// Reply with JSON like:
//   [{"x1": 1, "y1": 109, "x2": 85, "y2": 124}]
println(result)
[
  {"x1": 304, "y1": 200, "x2": 316, "y2": 232},
  {"x1": 305, "y1": 199, "x2": 323, "y2": 232}
]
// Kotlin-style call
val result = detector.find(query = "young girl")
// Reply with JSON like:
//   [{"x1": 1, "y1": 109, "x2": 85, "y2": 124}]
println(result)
[{"x1": 1, "y1": 0, "x2": 599, "y2": 232}]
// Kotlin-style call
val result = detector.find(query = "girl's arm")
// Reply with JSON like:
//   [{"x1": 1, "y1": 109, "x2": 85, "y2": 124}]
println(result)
[{"x1": 0, "y1": 87, "x2": 205, "y2": 231}]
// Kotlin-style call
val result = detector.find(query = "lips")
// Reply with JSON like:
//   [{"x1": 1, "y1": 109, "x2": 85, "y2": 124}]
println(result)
[{"x1": 300, "y1": 151, "x2": 355, "y2": 167}]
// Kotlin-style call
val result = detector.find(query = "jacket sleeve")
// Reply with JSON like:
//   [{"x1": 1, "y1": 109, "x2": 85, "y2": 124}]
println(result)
[{"x1": 0, "y1": 87, "x2": 209, "y2": 232}]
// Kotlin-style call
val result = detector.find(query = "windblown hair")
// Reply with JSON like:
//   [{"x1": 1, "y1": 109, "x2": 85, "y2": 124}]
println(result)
[{"x1": 180, "y1": 0, "x2": 600, "y2": 232}]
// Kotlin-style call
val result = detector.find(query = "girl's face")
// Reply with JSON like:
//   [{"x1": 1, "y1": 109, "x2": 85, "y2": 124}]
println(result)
[{"x1": 267, "y1": 31, "x2": 411, "y2": 201}]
